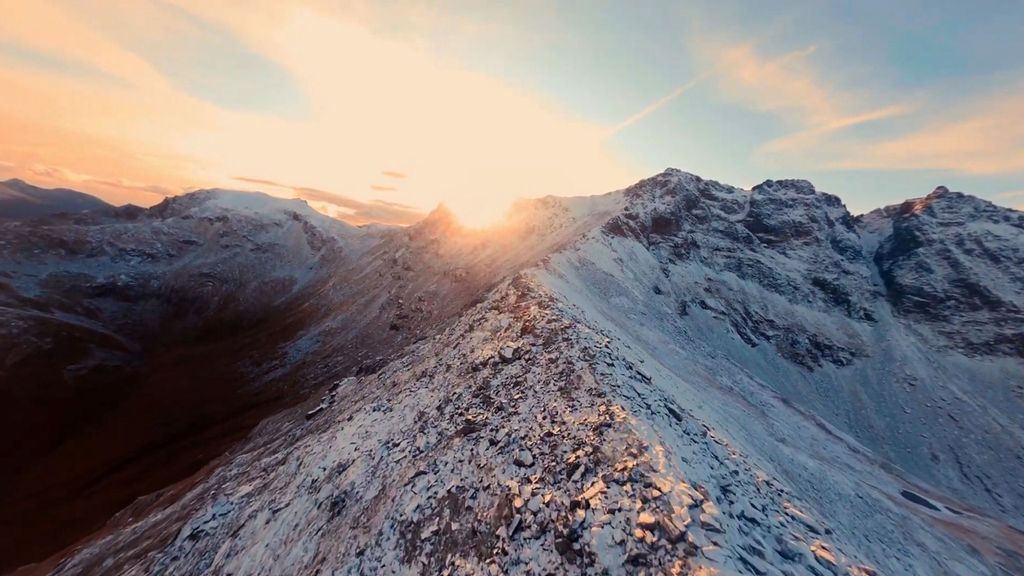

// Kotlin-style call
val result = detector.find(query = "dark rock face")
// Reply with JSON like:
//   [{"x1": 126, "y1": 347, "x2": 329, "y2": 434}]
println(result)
[
  {"x1": 0, "y1": 193, "x2": 359, "y2": 571},
  {"x1": 604, "y1": 172, "x2": 1024, "y2": 367},
  {"x1": 603, "y1": 170, "x2": 875, "y2": 369},
  {"x1": 872, "y1": 188, "x2": 1024, "y2": 357}
]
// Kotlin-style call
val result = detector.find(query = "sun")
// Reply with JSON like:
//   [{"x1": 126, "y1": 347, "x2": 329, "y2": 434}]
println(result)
[{"x1": 446, "y1": 197, "x2": 514, "y2": 229}]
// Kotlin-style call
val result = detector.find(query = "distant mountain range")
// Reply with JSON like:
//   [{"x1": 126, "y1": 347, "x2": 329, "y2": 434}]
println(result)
[
  {"x1": 2, "y1": 172, "x2": 1022, "y2": 575},
  {"x1": 0, "y1": 179, "x2": 114, "y2": 221}
]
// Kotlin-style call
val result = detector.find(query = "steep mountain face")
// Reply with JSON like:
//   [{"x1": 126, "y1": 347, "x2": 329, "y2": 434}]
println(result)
[
  {"x1": 866, "y1": 187, "x2": 1024, "y2": 357},
  {"x1": 0, "y1": 179, "x2": 113, "y2": 221},
  {"x1": 560, "y1": 170, "x2": 1024, "y2": 523},
  {"x1": 5, "y1": 171, "x2": 1024, "y2": 575},
  {"x1": 0, "y1": 189, "x2": 368, "y2": 569}
]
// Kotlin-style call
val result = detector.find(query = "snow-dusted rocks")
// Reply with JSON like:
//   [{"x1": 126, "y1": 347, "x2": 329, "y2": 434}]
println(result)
[{"x1": 52, "y1": 276, "x2": 883, "y2": 575}]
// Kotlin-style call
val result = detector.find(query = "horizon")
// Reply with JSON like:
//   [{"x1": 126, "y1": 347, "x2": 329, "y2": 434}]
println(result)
[
  {"x1": 2, "y1": 167, "x2": 1019, "y2": 227},
  {"x1": 1, "y1": 1, "x2": 1022, "y2": 226}
]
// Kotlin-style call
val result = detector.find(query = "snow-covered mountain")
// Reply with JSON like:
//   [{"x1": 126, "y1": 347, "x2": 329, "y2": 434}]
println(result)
[
  {"x1": 0, "y1": 179, "x2": 114, "y2": 221},
  {"x1": 4, "y1": 171, "x2": 1023, "y2": 575}
]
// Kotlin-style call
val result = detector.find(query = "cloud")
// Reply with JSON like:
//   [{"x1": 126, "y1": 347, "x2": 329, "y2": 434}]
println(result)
[
  {"x1": 695, "y1": 37, "x2": 1024, "y2": 176},
  {"x1": 294, "y1": 186, "x2": 423, "y2": 226},
  {"x1": 381, "y1": 170, "x2": 407, "y2": 179},
  {"x1": 233, "y1": 176, "x2": 424, "y2": 226},
  {"x1": 0, "y1": 1, "x2": 640, "y2": 226},
  {"x1": 760, "y1": 103, "x2": 912, "y2": 156},
  {"x1": 696, "y1": 40, "x2": 911, "y2": 163},
  {"x1": 370, "y1": 184, "x2": 398, "y2": 192},
  {"x1": 997, "y1": 190, "x2": 1024, "y2": 199},
  {"x1": 830, "y1": 88, "x2": 1024, "y2": 175},
  {"x1": 9, "y1": 162, "x2": 180, "y2": 205},
  {"x1": 233, "y1": 176, "x2": 289, "y2": 188},
  {"x1": 82, "y1": 177, "x2": 178, "y2": 197},
  {"x1": 608, "y1": 74, "x2": 706, "y2": 136}
]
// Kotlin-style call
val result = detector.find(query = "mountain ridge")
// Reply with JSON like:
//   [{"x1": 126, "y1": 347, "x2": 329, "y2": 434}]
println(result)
[
  {"x1": 0, "y1": 179, "x2": 115, "y2": 221},
  {"x1": 3, "y1": 170, "x2": 1022, "y2": 575}
]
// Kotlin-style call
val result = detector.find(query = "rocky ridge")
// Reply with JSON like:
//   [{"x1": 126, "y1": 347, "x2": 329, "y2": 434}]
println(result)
[{"x1": 49, "y1": 275, "x2": 887, "y2": 576}]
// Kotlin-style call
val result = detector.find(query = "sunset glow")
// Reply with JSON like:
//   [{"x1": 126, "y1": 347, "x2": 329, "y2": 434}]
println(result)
[
  {"x1": 1, "y1": 1, "x2": 1022, "y2": 222},
  {"x1": 0, "y1": 2, "x2": 641, "y2": 226}
]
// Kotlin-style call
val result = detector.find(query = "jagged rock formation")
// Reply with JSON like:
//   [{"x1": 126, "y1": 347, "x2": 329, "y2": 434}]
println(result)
[
  {"x1": 866, "y1": 186, "x2": 1024, "y2": 357},
  {"x1": 4, "y1": 170, "x2": 1023, "y2": 575}
]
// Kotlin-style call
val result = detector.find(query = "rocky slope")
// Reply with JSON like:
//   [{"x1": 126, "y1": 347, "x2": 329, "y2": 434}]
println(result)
[{"x1": 5, "y1": 171, "x2": 1024, "y2": 575}]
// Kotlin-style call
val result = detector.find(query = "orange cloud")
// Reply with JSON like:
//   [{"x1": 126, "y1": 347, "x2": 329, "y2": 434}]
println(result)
[
  {"x1": 696, "y1": 40, "x2": 911, "y2": 164},
  {"x1": 831, "y1": 89, "x2": 1024, "y2": 175},
  {"x1": 232, "y1": 176, "x2": 423, "y2": 225}
]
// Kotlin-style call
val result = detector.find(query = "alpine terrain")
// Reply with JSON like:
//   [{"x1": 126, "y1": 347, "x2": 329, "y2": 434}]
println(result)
[{"x1": 2, "y1": 169, "x2": 1022, "y2": 575}]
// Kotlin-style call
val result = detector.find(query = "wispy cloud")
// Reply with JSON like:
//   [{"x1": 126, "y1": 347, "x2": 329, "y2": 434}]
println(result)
[
  {"x1": 233, "y1": 176, "x2": 285, "y2": 188},
  {"x1": 381, "y1": 170, "x2": 407, "y2": 179},
  {"x1": 695, "y1": 37, "x2": 1024, "y2": 177},
  {"x1": 370, "y1": 184, "x2": 398, "y2": 192},
  {"x1": 698, "y1": 41, "x2": 911, "y2": 162},
  {"x1": 0, "y1": 1, "x2": 640, "y2": 225},
  {"x1": 295, "y1": 186, "x2": 423, "y2": 226},
  {"x1": 233, "y1": 176, "x2": 424, "y2": 226},
  {"x1": 831, "y1": 87, "x2": 1024, "y2": 175},
  {"x1": 17, "y1": 162, "x2": 179, "y2": 202},
  {"x1": 609, "y1": 74, "x2": 706, "y2": 136}
]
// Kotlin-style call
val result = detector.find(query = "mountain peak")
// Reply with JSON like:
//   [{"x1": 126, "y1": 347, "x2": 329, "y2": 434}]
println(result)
[{"x1": 752, "y1": 178, "x2": 818, "y2": 196}]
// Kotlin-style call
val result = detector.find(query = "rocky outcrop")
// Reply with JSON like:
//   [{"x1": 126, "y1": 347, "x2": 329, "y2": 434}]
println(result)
[{"x1": 870, "y1": 187, "x2": 1024, "y2": 357}]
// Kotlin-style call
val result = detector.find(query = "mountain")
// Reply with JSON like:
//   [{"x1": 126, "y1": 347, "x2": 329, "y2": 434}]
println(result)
[
  {"x1": 0, "y1": 186, "x2": 623, "y2": 572},
  {"x1": 0, "y1": 179, "x2": 114, "y2": 221},
  {"x1": 3, "y1": 172, "x2": 1023, "y2": 575}
]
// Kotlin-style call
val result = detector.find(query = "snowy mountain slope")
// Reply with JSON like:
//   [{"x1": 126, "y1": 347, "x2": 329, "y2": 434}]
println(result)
[
  {"x1": 553, "y1": 170, "x2": 1024, "y2": 525},
  {"x1": 8, "y1": 170, "x2": 1024, "y2": 575},
  {"x1": 0, "y1": 179, "x2": 114, "y2": 221},
  {"x1": 45, "y1": 275, "x2": 885, "y2": 576},
  {"x1": 45, "y1": 271, "x2": 1020, "y2": 575}
]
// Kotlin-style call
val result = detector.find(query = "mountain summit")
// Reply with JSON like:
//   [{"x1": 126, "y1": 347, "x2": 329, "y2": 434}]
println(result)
[{"x1": 2, "y1": 171, "x2": 1022, "y2": 575}]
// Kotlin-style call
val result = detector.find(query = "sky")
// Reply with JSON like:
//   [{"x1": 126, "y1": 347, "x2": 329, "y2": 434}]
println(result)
[{"x1": 0, "y1": 0, "x2": 1022, "y2": 226}]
